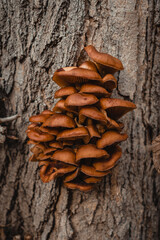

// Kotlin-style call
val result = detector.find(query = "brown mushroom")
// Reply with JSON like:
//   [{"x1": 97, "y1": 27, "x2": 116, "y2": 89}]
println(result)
[
  {"x1": 52, "y1": 99, "x2": 77, "y2": 114},
  {"x1": 63, "y1": 168, "x2": 79, "y2": 182},
  {"x1": 102, "y1": 74, "x2": 117, "y2": 92},
  {"x1": 49, "y1": 142, "x2": 63, "y2": 149},
  {"x1": 93, "y1": 146, "x2": 122, "y2": 171},
  {"x1": 84, "y1": 119, "x2": 101, "y2": 143},
  {"x1": 65, "y1": 93, "x2": 99, "y2": 107},
  {"x1": 29, "y1": 114, "x2": 53, "y2": 123},
  {"x1": 80, "y1": 83, "x2": 111, "y2": 98},
  {"x1": 79, "y1": 106, "x2": 107, "y2": 124},
  {"x1": 27, "y1": 128, "x2": 55, "y2": 142},
  {"x1": 54, "y1": 86, "x2": 77, "y2": 99},
  {"x1": 42, "y1": 113, "x2": 76, "y2": 128},
  {"x1": 52, "y1": 67, "x2": 102, "y2": 87},
  {"x1": 39, "y1": 126, "x2": 59, "y2": 136},
  {"x1": 84, "y1": 177, "x2": 103, "y2": 184},
  {"x1": 76, "y1": 144, "x2": 109, "y2": 163},
  {"x1": 64, "y1": 181, "x2": 93, "y2": 192},
  {"x1": 100, "y1": 98, "x2": 136, "y2": 120},
  {"x1": 79, "y1": 61, "x2": 98, "y2": 72},
  {"x1": 52, "y1": 148, "x2": 77, "y2": 166},
  {"x1": 85, "y1": 45, "x2": 124, "y2": 76},
  {"x1": 81, "y1": 165, "x2": 110, "y2": 177},
  {"x1": 97, "y1": 131, "x2": 128, "y2": 149},
  {"x1": 56, "y1": 127, "x2": 89, "y2": 141}
]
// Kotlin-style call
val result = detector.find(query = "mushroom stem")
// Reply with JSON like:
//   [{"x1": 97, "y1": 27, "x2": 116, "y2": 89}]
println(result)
[{"x1": 0, "y1": 114, "x2": 20, "y2": 123}]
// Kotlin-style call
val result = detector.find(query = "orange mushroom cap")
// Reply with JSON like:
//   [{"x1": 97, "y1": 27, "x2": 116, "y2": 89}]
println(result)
[
  {"x1": 63, "y1": 168, "x2": 79, "y2": 183},
  {"x1": 57, "y1": 127, "x2": 89, "y2": 141},
  {"x1": 52, "y1": 148, "x2": 77, "y2": 166},
  {"x1": 85, "y1": 45, "x2": 124, "y2": 75},
  {"x1": 29, "y1": 114, "x2": 52, "y2": 123},
  {"x1": 80, "y1": 83, "x2": 111, "y2": 98},
  {"x1": 65, "y1": 93, "x2": 99, "y2": 107},
  {"x1": 64, "y1": 181, "x2": 93, "y2": 192},
  {"x1": 100, "y1": 98, "x2": 136, "y2": 120},
  {"x1": 42, "y1": 113, "x2": 76, "y2": 128},
  {"x1": 49, "y1": 141, "x2": 63, "y2": 149},
  {"x1": 27, "y1": 128, "x2": 55, "y2": 142},
  {"x1": 102, "y1": 74, "x2": 117, "y2": 92},
  {"x1": 76, "y1": 144, "x2": 109, "y2": 163},
  {"x1": 52, "y1": 67, "x2": 102, "y2": 87},
  {"x1": 54, "y1": 86, "x2": 77, "y2": 99},
  {"x1": 84, "y1": 177, "x2": 103, "y2": 184},
  {"x1": 97, "y1": 131, "x2": 128, "y2": 149},
  {"x1": 81, "y1": 165, "x2": 110, "y2": 177},
  {"x1": 52, "y1": 99, "x2": 77, "y2": 114},
  {"x1": 79, "y1": 106, "x2": 106, "y2": 124},
  {"x1": 93, "y1": 146, "x2": 122, "y2": 171},
  {"x1": 79, "y1": 61, "x2": 98, "y2": 72}
]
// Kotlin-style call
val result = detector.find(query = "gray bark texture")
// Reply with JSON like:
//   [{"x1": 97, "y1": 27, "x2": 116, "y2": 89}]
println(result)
[{"x1": 0, "y1": 0, "x2": 160, "y2": 239}]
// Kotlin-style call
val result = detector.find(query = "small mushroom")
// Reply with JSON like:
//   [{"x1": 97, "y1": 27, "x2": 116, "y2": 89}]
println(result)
[
  {"x1": 52, "y1": 148, "x2": 77, "y2": 166},
  {"x1": 27, "y1": 128, "x2": 55, "y2": 142},
  {"x1": 81, "y1": 165, "x2": 110, "y2": 177},
  {"x1": 76, "y1": 144, "x2": 109, "y2": 163},
  {"x1": 93, "y1": 146, "x2": 122, "y2": 171},
  {"x1": 64, "y1": 181, "x2": 93, "y2": 192},
  {"x1": 52, "y1": 67, "x2": 102, "y2": 87},
  {"x1": 79, "y1": 61, "x2": 98, "y2": 72},
  {"x1": 56, "y1": 127, "x2": 89, "y2": 141},
  {"x1": 84, "y1": 177, "x2": 103, "y2": 184},
  {"x1": 54, "y1": 86, "x2": 77, "y2": 99},
  {"x1": 97, "y1": 131, "x2": 128, "y2": 149},
  {"x1": 100, "y1": 98, "x2": 136, "y2": 120},
  {"x1": 85, "y1": 45, "x2": 124, "y2": 76},
  {"x1": 84, "y1": 119, "x2": 101, "y2": 143},
  {"x1": 79, "y1": 106, "x2": 107, "y2": 124},
  {"x1": 65, "y1": 93, "x2": 99, "y2": 107},
  {"x1": 80, "y1": 83, "x2": 111, "y2": 98},
  {"x1": 49, "y1": 141, "x2": 63, "y2": 149},
  {"x1": 52, "y1": 99, "x2": 77, "y2": 114},
  {"x1": 102, "y1": 74, "x2": 117, "y2": 92},
  {"x1": 29, "y1": 114, "x2": 53, "y2": 123},
  {"x1": 63, "y1": 168, "x2": 79, "y2": 182},
  {"x1": 42, "y1": 113, "x2": 76, "y2": 128}
]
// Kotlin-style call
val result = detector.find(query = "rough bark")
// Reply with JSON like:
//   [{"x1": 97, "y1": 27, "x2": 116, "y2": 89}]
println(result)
[{"x1": 0, "y1": 0, "x2": 160, "y2": 239}]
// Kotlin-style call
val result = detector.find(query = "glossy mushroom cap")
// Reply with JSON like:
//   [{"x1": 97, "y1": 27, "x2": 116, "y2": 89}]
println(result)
[
  {"x1": 76, "y1": 144, "x2": 109, "y2": 163},
  {"x1": 64, "y1": 182, "x2": 93, "y2": 192},
  {"x1": 80, "y1": 83, "x2": 111, "y2": 97},
  {"x1": 57, "y1": 127, "x2": 89, "y2": 141},
  {"x1": 93, "y1": 146, "x2": 122, "y2": 171},
  {"x1": 42, "y1": 113, "x2": 76, "y2": 128},
  {"x1": 52, "y1": 148, "x2": 77, "y2": 166},
  {"x1": 100, "y1": 98, "x2": 136, "y2": 120},
  {"x1": 97, "y1": 131, "x2": 128, "y2": 149},
  {"x1": 79, "y1": 61, "x2": 98, "y2": 72},
  {"x1": 85, "y1": 45, "x2": 124, "y2": 75},
  {"x1": 27, "y1": 128, "x2": 55, "y2": 142},
  {"x1": 52, "y1": 67, "x2": 102, "y2": 87},
  {"x1": 54, "y1": 86, "x2": 77, "y2": 99},
  {"x1": 52, "y1": 99, "x2": 77, "y2": 114},
  {"x1": 81, "y1": 165, "x2": 110, "y2": 177},
  {"x1": 65, "y1": 93, "x2": 99, "y2": 107},
  {"x1": 29, "y1": 113, "x2": 53, "y2": 123},
  {"x1": 79, "y1": 106, "x2": 107, "y2": 124}
]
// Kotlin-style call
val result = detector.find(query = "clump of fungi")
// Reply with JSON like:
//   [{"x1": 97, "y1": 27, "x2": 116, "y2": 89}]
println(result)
[{"x1": 26, "y1": 45, "x2": 136, "y2": 192}]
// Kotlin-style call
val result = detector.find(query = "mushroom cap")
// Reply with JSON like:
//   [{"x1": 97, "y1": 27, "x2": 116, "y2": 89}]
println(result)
[
  {"x1": 102, "y1": 74, "x2": 117, "y2": 92},
  {"x1": 54, "y1": 86, "x2": 77, "y2": 99},
  {"x1": 41, "y1": 110, "x2": 53, "y2": 115},
  {"x1": 39, "y1": 161, "x2": 76, "y2": 183},
  {"x1": 85, "y1": 45, "x2": 124, "y2": 75},
  {"x1": 52, "y1": 148, "x2": 77, "y2": 166},
  {"x1": 100, "y1": 98, "x2": 136, "y2": 120},
  {"x1": 42, "y1": 113, "x2": 76, "y2": 128},
  {"x1": 80, "y1": 83, "x2": 111, "y2": 97},
  {"x1": 97, "y1": 131, "x2": 128, "y2": 149},
  {"x1": 85, "y1": 119, "x2": 101, "y2": 142},
  {"x1": 79, "y1": 61, "x2": 98, "y2": 72},
  {"x1": 30, "y1": 143, "x2": 46, "y2": 154},
  {"x1": 76, "y1": 144, "x2": 109, "y2": 163},
  {"x1": 49, "y1": 141, "x2": 63, "y2": 149},
  {"x1": 29, "y1": 114, "x2": 52, "y2": 123},
  {"x1": 39, "y1": 126, "x2": 59, "y2": 136},
  {"x1": 57, "y1": 127, "x2": 89, "y2": 141},
  {"x1": 65, "y1": 93, "x2": 99, "y2": 107},
  {"x1": 63, "y1": 168, "x2": 79, "y2": 182},
  {"x1": 79, "y1": 106, "x2": 106, "y2": 124},
  {"x1": 28, "y1": 123, "x2": 39, "y2": 129},
  {"x1": 52, "y1": 67, "x2": 102, "y2": 87},
  {"x1": 27, "y1": 128, "x2": 55, "y2": 142},
  {"x1": 93, "y1": 146, "x2": 122, "y2": 171},
  {"x1": 84, "y1": 177, "x2": 103, "y2": 184},
  {"x1": 81, "y1": 165, "x2": 110, "y2": 177},
  {"x1": 52, "y1": 99, "x2": 77, "y2": 113},
  {"x1": 64, "y1": 181, "x2": 93, "y2": 192}
]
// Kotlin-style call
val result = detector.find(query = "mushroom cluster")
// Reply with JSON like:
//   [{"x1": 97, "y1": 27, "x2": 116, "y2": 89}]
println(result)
[{"x1": 27, "y1": 45, "x2": 136, "y2": 192}]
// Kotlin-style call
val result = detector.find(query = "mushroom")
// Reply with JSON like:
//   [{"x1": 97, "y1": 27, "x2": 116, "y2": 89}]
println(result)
[
  {"x1": 84, "y1": 177, "x2": 103, "y2": 184},
  {"x1": 54, "y1": 86, "x2": 77, "y2": 99},
  {"x1": 52, "y1": 99, "x2": 77, "y2": 114},
  {"x1": 52, "y1": 67, "x2": 102, "y2": 87},
  {"x1": 42, "y1": 113, "x2": 76, "y2": 128},
  {"x1": 52, "y1": 148, "x2": 77, "y2": 166},
  {"x1": 49, "y1": 141, "x2": 63, "y2": 149},
  {"x1": 63, "y1": 168, "x2": 79, "y2": 182},
  {"x1": 27, "y1": 127, "x2": 55, "y2": 142},
  {"x1": 93, "y1": 146, "x2": 122, "y2": 171},
  {"x1": 84, "y1": 119, "x2": 101, "y2": 143},
  {"x1": 100, "y1": 98, "x2": 136, "y2": 120},
  {"x1": 101, "y1": 74, "x2": 117, "y2": 92},
  {"x1": 80, "y1": 83, "x2": 111, "y2": 98},
  {"x1": 76, "y1": 144, "x2": 109, "y2": 163},
  {"x1": 81, "y1": 165, "x2": 110, "y2": 177},
  {"x1": 97, "y1": 131, "x2": 128, "y2": 149},
  {"x1": 64, "y1": 181, "x2": 93, "y2": 192},
  {"x1": 79, "y1": 106, "x2": 107, "y2": 124},
  {"x1": 56, "y1": 127, "x2": 89, "y2": 141},
  {"x1": 65, "y1": 93, "x2": 99, "y2": 107},
  {"x1": 84, "y1": 45, "x2": 124, "y2": 76},
  {"x1": 79, "y1": 61, "x2": 98, "y2": 72},
  {"x1": 29, "y1": 113, "x2": 53, "y2": 123}
]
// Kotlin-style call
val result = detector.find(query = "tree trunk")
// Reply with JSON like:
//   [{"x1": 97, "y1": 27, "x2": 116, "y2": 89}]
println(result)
[{"x1": 0, "y1": 0, "x2": 160, "y2": 239}]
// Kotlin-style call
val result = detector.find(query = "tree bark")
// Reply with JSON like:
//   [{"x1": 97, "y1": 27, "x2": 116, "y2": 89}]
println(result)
[{"x1": 0, "y1": 0, "x2": 160, "y2": 239}]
